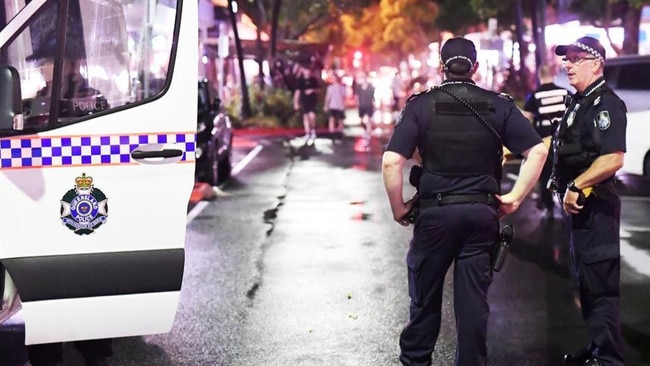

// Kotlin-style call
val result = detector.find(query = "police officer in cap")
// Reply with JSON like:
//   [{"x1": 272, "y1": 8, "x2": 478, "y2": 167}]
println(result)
[
  {"x1": 551, "y1": 36, "x2": 626, "y2": 366},
  {"x1": 382, "y1": 37, "x2": 547, "y2": 366}
]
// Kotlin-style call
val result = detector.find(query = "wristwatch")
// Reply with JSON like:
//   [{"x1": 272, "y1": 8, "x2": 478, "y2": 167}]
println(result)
[{"x1": 567, "y1": 180, "x2": 581, "y2": 193}]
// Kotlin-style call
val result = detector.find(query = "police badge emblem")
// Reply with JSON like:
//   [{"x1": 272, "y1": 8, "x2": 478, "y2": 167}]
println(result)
[
  {"x1": 566, "y1": 104, "x2": 580, "y2": 128},
  {"x1": 60, "y1": 173, "x2": 108, "y2": 235},
  {"x1": 596, "y1": 111, "x2": 611, "y2": 130},
  {"x1": 566, "y1": 111, "x2": 576, "y2": 127}
]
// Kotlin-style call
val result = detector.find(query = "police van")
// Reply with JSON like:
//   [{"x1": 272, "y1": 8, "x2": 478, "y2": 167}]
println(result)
[
  {"x1": 603, "y1": 54, "x2": 650, "y2": 179},
  {"x1": 0, "y1": 0, "x2": 197, "y2": 345}
]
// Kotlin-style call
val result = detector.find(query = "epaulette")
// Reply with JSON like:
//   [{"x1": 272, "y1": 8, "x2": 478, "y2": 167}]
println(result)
[
  {"x1": 497, "y1": 92, "x2": 514, "y2": 101},
  {"x1": 406, "y1": 87, "x2": 433, "y2": 103}
]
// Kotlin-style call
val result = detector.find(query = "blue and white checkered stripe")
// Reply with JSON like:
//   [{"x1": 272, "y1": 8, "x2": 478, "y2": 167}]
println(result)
[{"x1": 0, "y1": 132, "x2": 195, "y2": 169}]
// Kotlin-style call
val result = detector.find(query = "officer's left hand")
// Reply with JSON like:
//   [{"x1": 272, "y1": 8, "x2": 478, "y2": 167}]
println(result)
[
  {"x1": 563, "y1": 190, "x2": 584, "y2": 215},
  {"x1": 494, "y1": 193, "x2": 518, "y2": 218}
]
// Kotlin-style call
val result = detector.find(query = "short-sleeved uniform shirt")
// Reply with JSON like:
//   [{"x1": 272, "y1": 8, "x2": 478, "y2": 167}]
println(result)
[
  {"x1": 386, "y1": 79, "x2": 542, "y2": 197},
  {"x1": 559, "y1": 78, "x2": 626, "y2": 263},
  {"x1": 564, "y1": 78, "x2": 626, "y2": 159}
]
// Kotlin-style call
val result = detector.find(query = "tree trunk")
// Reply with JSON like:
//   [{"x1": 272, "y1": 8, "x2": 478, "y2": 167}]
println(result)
[
  {"x1": 622, "y1": 2, "x2": 641, "y2": 55},
  {"x1": 499, "y1": 0, "x2": 533, "y2": 98},
  {"x1": 256, "y1": 26, "x2": 265, "y2": 90},
  {"x1": 255, "y1": 0, "x2": 267, "y2": 89},
  {"x1": 228, "y1": 0, "x2": 252, "y2": 119},
  {"x1": 270, "y1": 0, "x2": 282, "y2": 60},
  {"x1": 533, "y1": 0, "x2": 548, "y2": 78},
  {"x1": 513, "y1": 0, "x2": 533, "y2": 98}
]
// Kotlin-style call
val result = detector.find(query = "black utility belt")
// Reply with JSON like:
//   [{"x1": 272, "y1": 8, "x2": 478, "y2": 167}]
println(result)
[{"x1": 419, "y1": 193, "x2": 498, "y2": 209}]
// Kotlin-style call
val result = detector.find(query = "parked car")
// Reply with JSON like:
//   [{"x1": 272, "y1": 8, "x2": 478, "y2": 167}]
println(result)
[
  {"x1": 603, "y1": 55, "x2": 650, "y2": 179},
  {"x1": 196, "y1": 80, "x2": 233, "y2": 186}
]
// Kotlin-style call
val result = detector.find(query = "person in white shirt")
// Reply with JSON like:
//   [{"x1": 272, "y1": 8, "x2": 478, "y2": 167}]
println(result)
[{"x1": 324, "y1": 74, "x2": 347, "y2": 134}]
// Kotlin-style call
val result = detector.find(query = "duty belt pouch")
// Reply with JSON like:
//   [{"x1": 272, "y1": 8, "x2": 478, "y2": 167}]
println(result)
[{"x1": 404, "y1": 195, "x2": 420, "y2": 224}]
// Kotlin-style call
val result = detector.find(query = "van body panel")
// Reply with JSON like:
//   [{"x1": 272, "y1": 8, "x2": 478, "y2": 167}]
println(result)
[{"x1": 0, "y1": 0, "x2": 198, "y2": 343}]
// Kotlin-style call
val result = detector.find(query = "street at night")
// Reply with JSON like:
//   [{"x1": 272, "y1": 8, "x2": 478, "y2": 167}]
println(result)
[{"x1": 2, "y1": 124, "x2": 648, "y2": 366}]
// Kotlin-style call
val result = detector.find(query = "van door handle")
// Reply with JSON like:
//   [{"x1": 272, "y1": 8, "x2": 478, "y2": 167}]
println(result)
[
  {"x1": 131, "y1": 144, "x2": 185, "y2": 165},
  {"x1": 131, "y1": 149, "x2": 183, "y2": 159}
]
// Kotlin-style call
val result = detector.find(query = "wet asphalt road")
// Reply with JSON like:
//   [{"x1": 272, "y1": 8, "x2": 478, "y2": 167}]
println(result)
[{"x1": 2, "y1": 124, "x2": 650, "y2": 366}]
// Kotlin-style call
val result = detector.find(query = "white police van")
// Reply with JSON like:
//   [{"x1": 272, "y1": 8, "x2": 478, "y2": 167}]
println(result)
[
  {"x1": 0, "y1": 0, "x2": 197, "y2": 345},
  {"x1": 603, "y1": 54, "x2": 650, "y2": 179}
]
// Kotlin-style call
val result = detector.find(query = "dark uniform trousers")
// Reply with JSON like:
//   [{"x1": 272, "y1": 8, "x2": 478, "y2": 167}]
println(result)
[
  {"x1": 568, "y1": 185, "x2": 624, "y2": 366},
  {"x1": 399, "y1": 202, "x2": 498, "y2": 366}
]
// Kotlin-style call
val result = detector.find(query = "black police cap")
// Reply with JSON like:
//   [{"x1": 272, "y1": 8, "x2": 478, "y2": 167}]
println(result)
[
  {"x1": 441, "y1": 37, "x2": 477, "y2": 75},
  {"x1": 555, "y1": 36, "x2": 606, "y2": 64}
]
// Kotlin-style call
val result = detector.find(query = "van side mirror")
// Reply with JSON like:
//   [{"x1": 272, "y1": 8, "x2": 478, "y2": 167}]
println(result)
[{"x1": 0, "y1": 65, "x2": 23, "y2": 130}]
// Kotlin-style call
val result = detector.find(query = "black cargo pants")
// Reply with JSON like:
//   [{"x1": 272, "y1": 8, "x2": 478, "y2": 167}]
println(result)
[{"x1": 399, "y1": 202, "x2": 499, "y2": 366}]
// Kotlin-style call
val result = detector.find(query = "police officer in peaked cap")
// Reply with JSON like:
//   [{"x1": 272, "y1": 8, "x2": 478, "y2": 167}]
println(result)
[
  {"x1": 382, "y1": 36, "x2": 547, "y2": 366},
  {"x1": 551, "y1": 36, "x2": 627, "y2": 366}
]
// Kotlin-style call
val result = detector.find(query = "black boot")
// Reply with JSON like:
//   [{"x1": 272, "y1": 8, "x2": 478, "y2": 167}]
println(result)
[{"x1": 564, "y1": 348, "x2": 593, "y2": 365}]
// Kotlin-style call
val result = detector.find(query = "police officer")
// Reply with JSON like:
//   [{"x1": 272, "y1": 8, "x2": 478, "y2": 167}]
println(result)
[
  {"x1": 523, "y1": 65, "x2": 571, "y2": 219},
  {"x1": 551, "y1": 36, "x2": 626, "y2": 366},
  {"x1": 382, "y1": 37, "x2": 547, "y2": 366}
]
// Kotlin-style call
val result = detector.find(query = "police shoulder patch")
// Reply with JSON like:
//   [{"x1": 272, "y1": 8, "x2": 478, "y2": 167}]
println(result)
[{"x1": 595, "y1": 110, "x2": 611, "y2": 130}]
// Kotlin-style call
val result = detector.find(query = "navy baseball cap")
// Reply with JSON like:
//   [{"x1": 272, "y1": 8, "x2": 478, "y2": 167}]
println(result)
[
  {"x1": 441, "y1": 37, "x2": 477, "y2": 75},
  {"x1": 555, "y1": 36, "x2": 606, "y2": 64}
]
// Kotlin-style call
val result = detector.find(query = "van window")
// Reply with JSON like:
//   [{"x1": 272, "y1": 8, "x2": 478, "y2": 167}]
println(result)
[{"x1": 1, "y1": 0, "x2": 177, "y2": 131}]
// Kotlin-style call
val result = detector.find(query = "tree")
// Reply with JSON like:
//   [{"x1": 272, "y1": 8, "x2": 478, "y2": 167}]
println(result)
[
  {"x1": 372, "y1": 0, "x2": 440, "y2": 64},
  {"x1": 568, "y1": 0, "x2": 645, "y2": 55},
  {"x1": 228, "y1": 0, "x2": 252, "y2": 119}
]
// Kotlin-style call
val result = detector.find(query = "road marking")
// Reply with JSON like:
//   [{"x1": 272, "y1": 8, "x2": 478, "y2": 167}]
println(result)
[
  {"x1": 187, "y1": 144, "x2": 263, "y2": 225},
  {"x1": 622, "y1": 196, "x2": 650, "y2": 202},
  {"x1": 621, "y1": 225, "x2": 650, "y2": 235},
  {"x1": 232, "y1": 144, "x2": 263, "y2": 176},
  {"x1": 187, "y1": 201, "x2": 209, "y2": 225},
  {"x1": 505, "y1": 172, "x2": 519, "y2": 181},
  {"x1": 621, "y1": 239, "x2": 650, "y2": 277}
]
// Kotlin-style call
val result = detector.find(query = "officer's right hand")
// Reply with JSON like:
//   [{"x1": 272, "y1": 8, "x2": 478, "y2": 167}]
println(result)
[
  {"x1": 562, "y1": 190, "x2": 584, "y2": 214},
  {"x1": 395, "y1": 196, "x2": 417, "y2": 227}
]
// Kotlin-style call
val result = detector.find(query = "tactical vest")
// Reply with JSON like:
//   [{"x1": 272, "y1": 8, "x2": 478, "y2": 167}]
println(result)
[
  {"x1": 421, "y1": 84, "x2": 502, "y2": 183},
  {"x1": 553, "y1": 82, "x2": 623, "y2": 182}
]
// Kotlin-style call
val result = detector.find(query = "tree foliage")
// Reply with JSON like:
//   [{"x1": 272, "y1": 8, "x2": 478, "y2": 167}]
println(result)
[
  {"x1": 336, "y1": 0, "x2": 441, "y2": 66},
  {"x1": 568, "y1": 0, "x2": 645, "y2": 54}
]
